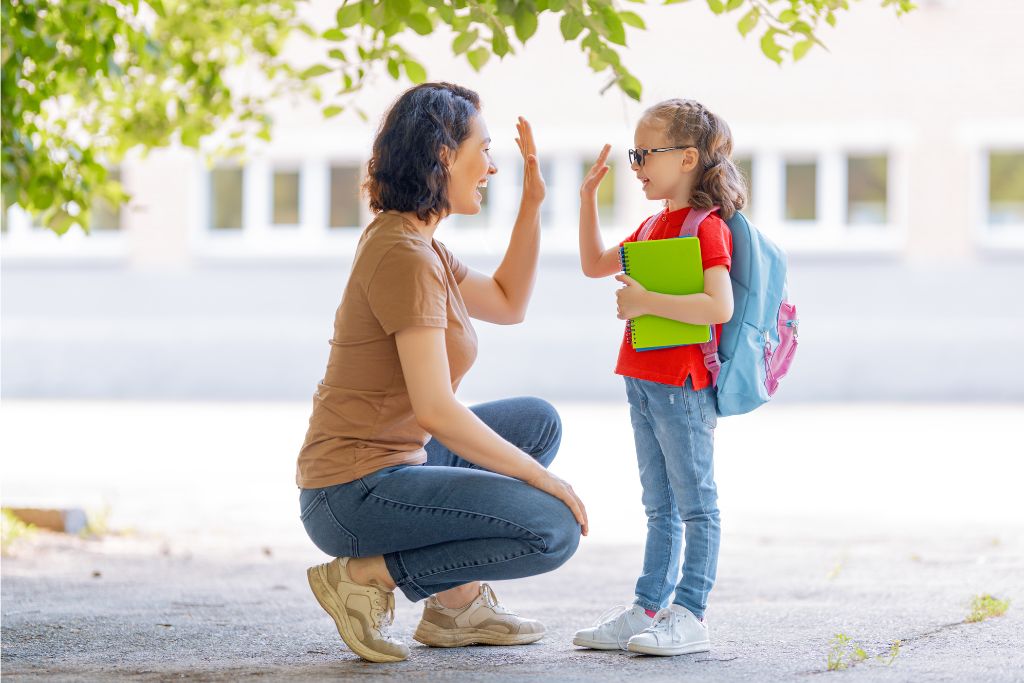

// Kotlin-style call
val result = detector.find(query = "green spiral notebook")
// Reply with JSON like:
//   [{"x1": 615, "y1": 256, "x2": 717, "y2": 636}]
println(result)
[{"x1": 619, "y1": 237, "x2": 711, "y2": 351}]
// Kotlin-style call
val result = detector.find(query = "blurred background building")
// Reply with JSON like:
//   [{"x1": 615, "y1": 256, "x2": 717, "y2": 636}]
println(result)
[{"x1": 2, "y1": 0, "x2": 1022, "y2": 402}]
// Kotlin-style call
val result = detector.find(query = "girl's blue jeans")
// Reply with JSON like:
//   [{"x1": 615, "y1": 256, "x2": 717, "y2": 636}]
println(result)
[
  {"x1": 298, "y1": 397, "x2": 581, "y2": 602},
  {"x1": 625, "y1": 376, "x2": 721, "y2": 620}
]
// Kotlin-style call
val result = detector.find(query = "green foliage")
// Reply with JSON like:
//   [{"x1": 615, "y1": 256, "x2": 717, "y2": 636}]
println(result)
[
  {"x1": 965, "y1": 594, "x2": 1010, "y2": 623},
  {"x1": 826, "y1": 633, "x2": 900, "y2": 671},
  {"x1": 1, "y1": 508, "x2": 36, "y2": 555},
  {"x1": 2, "y1": 0, "x2": 312, "y2": 234},
  {"x1": 5, "y1": 0, "x2": 916, "y2": 235},
  {"x1": 827, "y1": 632, "x2": 853, "y2": 671},
  {"x1": 317, "y1": 0, "x2": 916, "y2": 119}
]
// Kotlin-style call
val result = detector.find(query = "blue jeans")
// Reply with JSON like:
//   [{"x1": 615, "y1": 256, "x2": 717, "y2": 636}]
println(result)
[
  {"x1": 625, "y1": 377, "x2": 721, "y2": 620},
  {"x1": 299, "y1": 397, "x2": 581, "y2": 602}
]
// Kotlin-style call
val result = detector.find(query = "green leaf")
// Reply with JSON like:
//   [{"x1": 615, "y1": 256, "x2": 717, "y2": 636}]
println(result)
[
  {"x1": 706, "y1": 0, "x2": 725, "y2": 14},
  {"x1": 387, "y1": 57, "x2": 401, "y2": 79},
  {"x1": 548, "y1": 0, "x2": 566, "y2": 10},
  {"x1": 619, "y1": 73, "x2": 642, "y2": 101},
  {"x1": 514, "y1": 4, "x2": 539, "y2": 42},
  {"x1": 300, "y1": 64, "x2": 332, "y2": 79},
  {"x1": 793, "y1": 39, "x2": 813, "y2": 61},
  {"x1": 760, "y1": 29, "x2": 784, "y2": 64},
  {"x1": 492, "y1": 27, "x2": 511, "y2": 56},
  {"x1": 779, "y1": 9, "x2": 798, "y2": 22},
  {"x1": 792, "y1": 20, "x2": 813, "y2": 36},
  {"x1": 403, "y1": 59, "x2": 427, "y2": 83},
  {"x1": 389, "y1": 0, "x2": 412, "y2": 20},
  {"x1": 601, "y1": 7, "x2": 626, "y2": 45},
  {"x1": 407, "y1": 12, "x2": 433, "y2": 35},
  {"x1": 737, "y1": 7, "x2": 759, "y2": 36},
  {"x1": 619, "y1": 11, "x2": 646, "y2": 29},
  {"x1": 560, "y1": 13, "x2": 584, "y2": 40},
  {"x1": 467, "y1": 47, "x2": 490, "y2": 70},
  {"x1": 598, "y1": 45, "x2": 621, "y2": 67},
  {"x1": 323, "y1": 105, "x2": 344, "y2": 118},
  {"x1": 452, "y1": 30, "x2": 478, "y2": 54},
  {"x1": 147, "y1": 0, "x2": 166, "y2": 18},
  {"x1": 322, "y1": 28, "x2": 348, "y2": 41},
  {"x1": 336, "y1": 3, "x2": 362, "y2": 29},
  {"x1": 725, "y1": 0, "x2": 743, "y2": 10}
]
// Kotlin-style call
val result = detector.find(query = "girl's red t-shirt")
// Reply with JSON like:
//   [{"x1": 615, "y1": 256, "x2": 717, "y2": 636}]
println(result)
[{"x1": 614, "y1": 206, "x2": 733, "y2": 390}]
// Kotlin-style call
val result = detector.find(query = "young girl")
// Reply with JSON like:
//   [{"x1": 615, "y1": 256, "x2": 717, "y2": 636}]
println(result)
[{"x1": 573, "y1": 98, "x2": 746, "y2": 656}]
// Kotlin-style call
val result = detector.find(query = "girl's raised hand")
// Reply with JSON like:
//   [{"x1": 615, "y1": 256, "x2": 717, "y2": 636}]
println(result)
[
  {"x1": 581, "y1": 144, "x2": 611, "y2": 199},
  {"x1": 515, "y1": 116, "x2": 546, "y2": 206}
]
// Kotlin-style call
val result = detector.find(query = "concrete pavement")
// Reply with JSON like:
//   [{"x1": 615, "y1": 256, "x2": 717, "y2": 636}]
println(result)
[{"x1": 2, "y1": 519, "x2": 1022, "y2": 681}]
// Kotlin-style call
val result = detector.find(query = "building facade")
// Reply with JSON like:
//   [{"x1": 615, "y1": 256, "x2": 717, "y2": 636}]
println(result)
[{"x1": 2, "y1": 0, "x2": 1022, "y2": 401}]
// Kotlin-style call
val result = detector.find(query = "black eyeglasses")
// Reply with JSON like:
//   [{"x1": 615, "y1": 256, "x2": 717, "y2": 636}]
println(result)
[{"x1": 628, "y1": 146, "x2": 695, "y2": 167}]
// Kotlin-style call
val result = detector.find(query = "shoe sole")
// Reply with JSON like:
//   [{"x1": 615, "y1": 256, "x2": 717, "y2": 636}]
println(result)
[
  {"x1": 413, "y1": 620, "x2": 544, "y2": 647},
  {"x1": 627, "y1": 639, "x2": 711, "y2": 656},
  {"x1": 572, "y1": 637, "x2": 627, "y2": 650},
  {"x1": 306, "y1": 565, "x2": 407, "y2": 663}
]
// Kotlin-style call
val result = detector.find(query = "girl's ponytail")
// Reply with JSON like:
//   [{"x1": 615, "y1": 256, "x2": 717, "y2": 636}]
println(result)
[{"x1": 642, "y1": 99, "x2": 747, "y2": 220}]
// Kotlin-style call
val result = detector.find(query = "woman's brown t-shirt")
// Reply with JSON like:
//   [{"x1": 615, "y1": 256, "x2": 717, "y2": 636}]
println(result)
[{"x1": 296, "y1": 212, "x2": 478, "y2": 489}]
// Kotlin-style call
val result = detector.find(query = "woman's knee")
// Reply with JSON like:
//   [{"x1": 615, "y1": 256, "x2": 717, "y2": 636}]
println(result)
[
  {"x1": 534, "y1": 500, "x2": 581, "y2": 570},
  {"x1": 521, "y1": 396, "x2": 562, "y2": 462}
]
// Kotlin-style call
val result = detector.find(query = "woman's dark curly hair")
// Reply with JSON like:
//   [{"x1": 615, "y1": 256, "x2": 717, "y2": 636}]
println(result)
[{"x1": 363, "y1": 82, "x2": 481, "y2": 224}]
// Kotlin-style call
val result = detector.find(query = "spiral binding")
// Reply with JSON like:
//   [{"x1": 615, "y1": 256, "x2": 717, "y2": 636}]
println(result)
[{"x1": 619, "y1": 245, "x2": 638, "y2": 348}]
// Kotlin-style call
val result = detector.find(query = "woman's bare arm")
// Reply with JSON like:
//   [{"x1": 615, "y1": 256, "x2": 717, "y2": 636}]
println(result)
[{"x1": 395, "y1": 326, "x2": 589, "y2": 534}]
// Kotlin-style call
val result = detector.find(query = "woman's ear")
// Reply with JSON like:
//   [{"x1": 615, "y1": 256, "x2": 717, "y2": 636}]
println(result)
[
  {"x1": 681, "y1": 148, "x2": 700, "y2": 173},
  {"x1": 439, "y1": 145, "x2": 453, "y2": 168}
]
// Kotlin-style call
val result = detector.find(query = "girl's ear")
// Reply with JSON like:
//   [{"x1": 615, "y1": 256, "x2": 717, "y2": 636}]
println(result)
[{"x1": 681, "y1": 148, "x2": 700, "y2": 173}]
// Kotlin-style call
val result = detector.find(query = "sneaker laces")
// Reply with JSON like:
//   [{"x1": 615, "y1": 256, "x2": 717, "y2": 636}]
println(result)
[
  {"x1": 646, "y1": 608, "x2": 682, "y2": 642},
  {"x1": 591, "y1": 604, "x2": 636, "y2": 650},
  {"x1": 479, "y1": 583, "x2": 512, "y2": 614},
  {"x1": 370, "y1": 591, "x2": 397, "y2": 639}
]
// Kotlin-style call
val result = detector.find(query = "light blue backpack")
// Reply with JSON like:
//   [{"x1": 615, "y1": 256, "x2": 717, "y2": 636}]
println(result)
[{"x1": 676, "y1": 206, "x2": 799, "y2": 417}]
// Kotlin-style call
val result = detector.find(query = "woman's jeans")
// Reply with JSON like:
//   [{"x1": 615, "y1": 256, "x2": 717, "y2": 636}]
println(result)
[
  {"x1": 625, "y1": 377, "x2": 721, "y2": 621},
  {"x1": 299, "y1": 397, "x2": 581, "y2": 602}
]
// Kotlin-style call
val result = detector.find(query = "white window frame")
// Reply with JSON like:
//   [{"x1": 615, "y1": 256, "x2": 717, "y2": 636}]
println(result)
[
  {"x1": 191, "y1": 127, "x2": 374, "y2": 260},
  {"x1": 962, "y1": 120, "x2": 1024, "y2": 252},
  {"x1": 732, "y1": 121, "x2": 910, "y2": 254}
]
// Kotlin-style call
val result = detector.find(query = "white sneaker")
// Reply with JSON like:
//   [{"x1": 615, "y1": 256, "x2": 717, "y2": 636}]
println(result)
[
  {"x1": 626, "y1": 604, "x2": 710, "y2": 656},
  {"x1": 572, "y1": 604, "x2": 654, "y2": 650}
]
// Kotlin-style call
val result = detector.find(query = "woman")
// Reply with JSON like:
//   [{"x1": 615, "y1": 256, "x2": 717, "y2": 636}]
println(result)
[{"x1": 296, "y1": 82, "x2": 587, "y2": 663}]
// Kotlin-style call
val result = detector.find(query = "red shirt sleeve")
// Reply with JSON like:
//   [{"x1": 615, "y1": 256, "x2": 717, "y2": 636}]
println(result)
[{"x1": 697, "y1": 215, "x2": 733, "y2": 272}]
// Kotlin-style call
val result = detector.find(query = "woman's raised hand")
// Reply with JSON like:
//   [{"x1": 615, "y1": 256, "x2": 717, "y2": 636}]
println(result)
[
  {"x1": 515, "y1": 116, "x2": 546, "y2": 207},
  {"x1": 581, "y1": 144, "x2": 611, "y2": 199},
  {"x1": 528, "y1": 469, "x2": 589, "y2": 536}
]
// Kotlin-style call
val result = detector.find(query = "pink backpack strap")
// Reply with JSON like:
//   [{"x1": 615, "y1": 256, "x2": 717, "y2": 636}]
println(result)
[
  {"x1": 683, "y1": 204, "x2": 722, "y2": 385},
  {"x1": 700, "y1": 328, "x2": 721, "y2": 387},
  {"x1": 679, "y1": 204, "x2": 719, "y2": 238},
  {"x1": 636, "y1": 210, "x2": 665, "y2": 242}
]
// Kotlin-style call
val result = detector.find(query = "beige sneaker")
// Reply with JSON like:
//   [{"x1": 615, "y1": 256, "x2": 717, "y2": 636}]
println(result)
[
  {"x1": 306, "y1": 557, "x2": 410, "y2": 663},
  {"x1": 413, "y1": 583, "x2": 545, "y2": 647}
]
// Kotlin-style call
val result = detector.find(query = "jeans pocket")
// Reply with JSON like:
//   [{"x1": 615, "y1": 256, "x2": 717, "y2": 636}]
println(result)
[
  {"x1": 698, "y1": 387, "x2": 718, "y2": 429},
  {"x1": 299, "y1": 489, "x2": 326, "y2": 521},
  {"x1": 301, "y1": 490, "x2": 359, "y2": 558}
]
